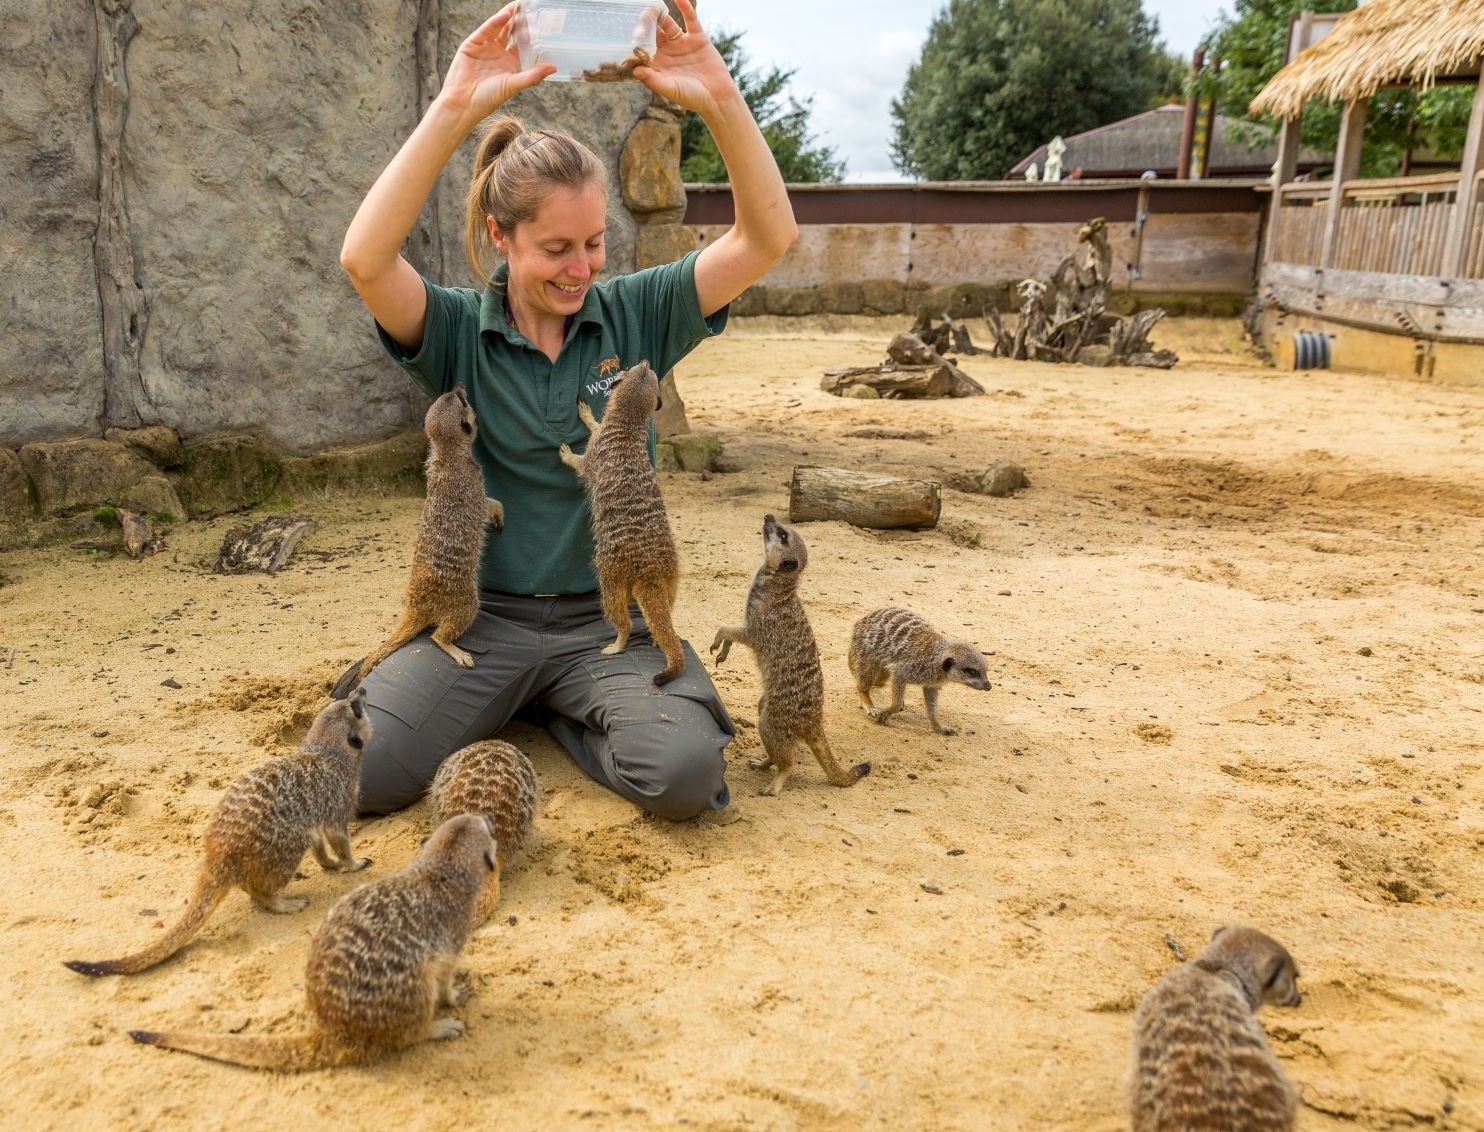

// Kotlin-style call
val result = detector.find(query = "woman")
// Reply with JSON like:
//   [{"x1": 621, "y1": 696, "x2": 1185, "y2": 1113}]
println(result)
[{"x1": 338, "y1": 0, "x2": 797, "y2": 820}]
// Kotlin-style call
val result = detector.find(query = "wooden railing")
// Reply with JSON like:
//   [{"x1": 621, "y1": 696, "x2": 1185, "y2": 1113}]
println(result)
[
  {"x1": 1271, "y1": 172, "x2": 1463, "y2": 275},
  {"x1": 1467, "y1": 171, "x2": 1484, "y2": 279}
]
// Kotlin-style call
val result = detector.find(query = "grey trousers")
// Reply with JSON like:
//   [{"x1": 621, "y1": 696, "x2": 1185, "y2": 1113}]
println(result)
[{"x1": 342, "y1": 591, "x2": 734, "y2": 820}]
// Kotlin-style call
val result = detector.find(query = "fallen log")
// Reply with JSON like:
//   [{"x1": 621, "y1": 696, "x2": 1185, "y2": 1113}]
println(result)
[
  {"x1": 788, "y1": 465, "x2": 941, "y2": 530},
  {"x1": 821, "y1": 364, "x2": 956, "y2": 399}
]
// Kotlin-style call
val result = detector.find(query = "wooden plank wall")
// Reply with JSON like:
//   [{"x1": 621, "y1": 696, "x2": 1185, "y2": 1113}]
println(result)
[
  {"x1": 687, "y1": 211, "x2": 1260, "y2": 296},
  {"x1": 1262, "y1": 261, "x2": 1484, "y2": 342}
]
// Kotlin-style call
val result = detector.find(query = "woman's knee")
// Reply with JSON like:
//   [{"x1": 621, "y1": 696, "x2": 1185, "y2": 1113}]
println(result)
[{"x1": 613, "y1": 730, "x2": 731, "y2": 821}]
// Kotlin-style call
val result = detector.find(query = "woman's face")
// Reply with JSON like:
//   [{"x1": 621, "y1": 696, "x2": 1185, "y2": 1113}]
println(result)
[{"x1": 491, "y1": 181, "x2": 607, "y2": 324}]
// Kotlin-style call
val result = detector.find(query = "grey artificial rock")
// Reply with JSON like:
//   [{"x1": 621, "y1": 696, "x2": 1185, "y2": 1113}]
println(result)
[
  {"x1": 655, "y1": 371, "x2": 690, "y2": 440},
  {"x1": 105, "y1": 425, "x2": 184, "y2": 467},
  {"x1": 172, "y1": 436, "x2": 283, "y2": 518},
  {"x1": 17, "y1": 439, "x2": 160, "y2": 517},
  {"x1": 281, "y1": 428, "x2": 430, "y2": 495},
  {"x1": 119, "y1": 475, "x2": 186, "y2": 521},
  {"x1": 0, "y1": 448, "x2": 36, "y2": 530},
  {"x1": 666, "y1": 433, "x2": 722, "y2": 473},
  {"x1": 0, "y1": 1, "x2": 656, "y2": 455}
]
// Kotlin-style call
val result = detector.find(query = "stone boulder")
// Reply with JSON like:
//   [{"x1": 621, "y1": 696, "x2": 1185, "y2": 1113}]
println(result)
[
  {"x1": 0, "y1": 448, "x2": 35, "y2": 530},
  {"x1": 173, "y1": 435, "x2": 283, "y2": 518},
  {"x1": 18, "y1": 439, "x2": 162, "y2": 518}
]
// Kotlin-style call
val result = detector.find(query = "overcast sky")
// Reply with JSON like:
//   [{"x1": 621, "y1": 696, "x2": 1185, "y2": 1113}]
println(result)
[{"x1": 704, "y1": 0, "x2": 1235, "y2": 181}]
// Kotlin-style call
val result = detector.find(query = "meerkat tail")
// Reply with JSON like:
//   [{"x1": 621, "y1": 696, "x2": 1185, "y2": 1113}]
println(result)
[
  {"x1": 64, "y1": 872, "x2": 229, "y2": 977},
  {"x1": 803, "y1": 732, "x2": 871, "y2": 788},
  {"x1": 129, "y1": 1027, "x2": 363, "y2": 1072},
  {"x1": 634, "y1": 577, "x2": 685, "y2": 685},
  {"x1": 356, "y1": 610, "x2": 428, "y2": 683}
]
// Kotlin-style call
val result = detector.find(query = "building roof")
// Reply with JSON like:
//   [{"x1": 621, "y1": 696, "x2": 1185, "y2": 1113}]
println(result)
[
  {"x1": 1007, "y1": 105, "x2": 1329, "y2": 180},
  {"x1": 1251, "y1": 0, "x2": 1484, "y2": 119}
]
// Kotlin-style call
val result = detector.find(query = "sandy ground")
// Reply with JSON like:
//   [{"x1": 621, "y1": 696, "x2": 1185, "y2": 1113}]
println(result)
[{"x1": 2, "y1": 314, "x2": 1482, "y2": 1131}]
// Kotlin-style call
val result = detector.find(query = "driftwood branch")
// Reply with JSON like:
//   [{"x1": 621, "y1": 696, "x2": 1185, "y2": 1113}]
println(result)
[
  {"x1": 788, "y1": 465, "x2": 940, "y2": 530},
  {"x1": 981, "y1": 217, "x2": 1177, "y2": 368},
  {"x1": 822, "y1": 332, "x2": 985, "y2": 399}
]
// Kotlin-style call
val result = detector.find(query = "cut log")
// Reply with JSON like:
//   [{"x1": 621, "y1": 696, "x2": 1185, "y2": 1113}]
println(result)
[{"x1": 788, "y1": 465, "x2": 940, "y2": 530}]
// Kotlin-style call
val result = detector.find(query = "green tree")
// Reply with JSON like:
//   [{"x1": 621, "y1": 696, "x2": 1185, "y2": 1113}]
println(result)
[
  {"x1": 1203, "y1": 0, "x2": 1472, "y2": 177},
  {"x1": 889, "y1": 0, "x2": 1180, "y2": 181},
  {"x1": 679, "y1": 30, "x2": 845, "y2": 183}
]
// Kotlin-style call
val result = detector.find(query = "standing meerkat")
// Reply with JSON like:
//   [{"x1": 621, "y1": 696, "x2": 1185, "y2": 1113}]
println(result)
[
  {"x1": 428, "y1": 739, "x2": 539, "y2": 922},
  {"x1": 64, "y1": 690, "x2": 374, "y2": 977},
  {"x1": 354, "y1": 384, "x2": 504, "y2": 686},
  {"x1": 848, "y1": 606, "x2": 990, "y2": 735},
  {"x1": 1131, "y1": 925, "x2": 1303, "y2": 1132},
  {"x1": 710, "y1": 514, "x2": 869, "y2": 795},
  {"x1": 129, "y1": 813, "x2": 496, "y2": 1071},
  {"x1": 558, "y1": 360, "x2": 685, "y2": 686}
]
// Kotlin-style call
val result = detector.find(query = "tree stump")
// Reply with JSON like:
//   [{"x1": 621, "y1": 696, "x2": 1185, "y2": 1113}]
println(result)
[{"x1": 788, "y1": 465, "x2": 941, "y2": 529}]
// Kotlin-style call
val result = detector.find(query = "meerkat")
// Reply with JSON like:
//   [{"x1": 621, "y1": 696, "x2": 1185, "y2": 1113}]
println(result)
[
  {"x1": 354, "y1": 384, "x2": 503, "y2": 685},
  {"x1": 64, "y1": 690, "x2": 374, "y2": 977},
  {"x1": 129, "y1": 812, "x2": 496, "y2": 1071},
  {"x1": 710, "y1": 514, "x2": 869, "y2": 795},
  {"x1": 558, "y1": 361, "x2": 685, "y2": 686},
  {"x1": 848, "y1": 606, "x2": 990, "y2": 735},
  {"x1": 427, "y1": 739, "x2": 539, "y2": 922},
  {"x1": 1131, "y1": 925, "x2": 1303, "y2": 1132}
]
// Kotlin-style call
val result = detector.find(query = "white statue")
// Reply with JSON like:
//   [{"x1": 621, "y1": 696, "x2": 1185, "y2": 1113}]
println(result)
[
  {"x1": 1043, "y1": 135, "x2": 1065, "y2": 182},
  {"x1": 1024, "y1": 161, "x2": 1038, "y2": 182}
]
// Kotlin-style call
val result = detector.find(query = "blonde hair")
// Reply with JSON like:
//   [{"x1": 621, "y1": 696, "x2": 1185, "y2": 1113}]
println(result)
[{"x1": 464, "y1": 117, "x2": 606, "y2": 287}]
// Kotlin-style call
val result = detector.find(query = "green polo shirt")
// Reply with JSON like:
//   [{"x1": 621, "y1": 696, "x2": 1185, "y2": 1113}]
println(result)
[{"x1": 375, "y1": 250, "x2": 727, "y2": 595}]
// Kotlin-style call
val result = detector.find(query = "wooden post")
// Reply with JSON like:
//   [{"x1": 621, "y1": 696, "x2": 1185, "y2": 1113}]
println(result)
[
  {"x1": 1320, "y1": 98, "x2": 1366, "y2": 270},
  {"x1": 1177, "y1": 46, "x2": 1205, "y2": 180},
  {"x1": 1441, "y1": 61, "x2": 1484, "y2": 278},
  {"x1": 1261, "y1": 113, "x2": 1304, "y2": 266}
]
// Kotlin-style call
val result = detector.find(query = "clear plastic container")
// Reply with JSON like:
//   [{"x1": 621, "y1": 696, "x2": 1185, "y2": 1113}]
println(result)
[{"x1": 512, "y1": 0, "x2": 666, "y2": 83}]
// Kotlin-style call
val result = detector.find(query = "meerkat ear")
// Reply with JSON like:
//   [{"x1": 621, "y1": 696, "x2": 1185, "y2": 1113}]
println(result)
[
  {"x1": 348, "y1": 734, "x2": 364, "y2": 750},
  {"x1": 1210, "y1": 926, "x2": 1229, "y2": 942},
  {"x1": 941, "y1": 657, "x2": 956, "y2": 673},
  {"x1": 484, "y1": 848, "x2": 496, "y2": 872}
]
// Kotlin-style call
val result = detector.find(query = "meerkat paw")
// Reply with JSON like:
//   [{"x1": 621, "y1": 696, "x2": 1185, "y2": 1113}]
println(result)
[
  {"x1": 709, "y1": 631, "x2": 732, "y2": 665},
  {"x1": 761, "y1": 772, "x2": 791, "y2": 796},
  {"x1": 258, "y1": 894, "x2": 311, "y2": 914},
  {"x1": 934, "y1": 726, "x2": 958, "y2": 737},
  {"x1": 600, "y1": 641, "x2": 627, "y2": 656},
  {"x1": 346, "y1": 857, "x2": 373, "y2": 871},
  {"x1": 441, "y1": 982, "x2": 470, "y2": 1008},
  {"x1": 438, "y1": 644, "x2": 475, "y2": 668},
  {"x1": 428, "y1": 1017, "x2": 466, "y2": 1041},
  {"x1": 486, "y1": 498, "x2": 504, "y2": 531},
  {"x1": 869, "y1": 709, "x2": 895, "y2": 726},
  {"x1": 747, "y1": 756, "x2": 774, "y2": 771}
]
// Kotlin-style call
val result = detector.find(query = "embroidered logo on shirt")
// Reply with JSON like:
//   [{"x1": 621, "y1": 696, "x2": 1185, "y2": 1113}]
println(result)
[{"x1": 585, "y1": 355, "x2": 623, "y2": 398}]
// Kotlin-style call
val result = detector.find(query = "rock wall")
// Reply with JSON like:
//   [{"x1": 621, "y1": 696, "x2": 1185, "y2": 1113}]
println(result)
[{"x1": 1, "y1": 0, "x2": 693, "y2": 538}]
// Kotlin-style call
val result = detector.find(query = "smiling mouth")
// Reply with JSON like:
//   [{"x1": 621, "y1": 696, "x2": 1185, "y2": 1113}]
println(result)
[{"x1": 551, "y1": 282, "x2": 585, "y2": 296}]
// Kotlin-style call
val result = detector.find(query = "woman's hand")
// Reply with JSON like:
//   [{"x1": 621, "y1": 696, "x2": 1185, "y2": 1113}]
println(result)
[
  {"x1": 634, "y1": 0, "x2": 742, "y2": 119},
  {"x1": 436, "y1": 4, "x2": 556, "y2": 121}
]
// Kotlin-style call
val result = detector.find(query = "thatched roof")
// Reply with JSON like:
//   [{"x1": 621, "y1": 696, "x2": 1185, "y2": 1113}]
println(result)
[{"x1": 1250, "y1": 0, "x2": 1484, "y2": 119}]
